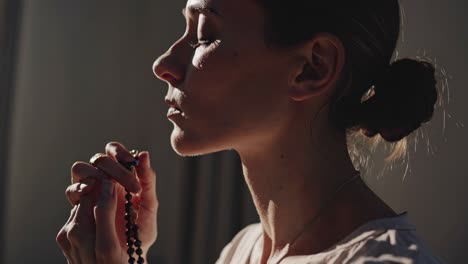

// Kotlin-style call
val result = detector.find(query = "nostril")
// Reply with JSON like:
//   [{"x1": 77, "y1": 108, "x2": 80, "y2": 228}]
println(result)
[
  {"x1": 161, "y1": 73, "x2": 175, "y2": 82},
  {"x1": 153, "y1": 60, "x2": 178, "y2": 82},
  {"x1": 153, "y1": 58, "x2": 172, "y2": 81},
  {"x1": 153, "y1": 54, "x2": 184, "y2": 86}
]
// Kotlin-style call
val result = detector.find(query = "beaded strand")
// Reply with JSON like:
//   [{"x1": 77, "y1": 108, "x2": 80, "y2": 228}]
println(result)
[{"x1": 122, "y1": 150, "x2": 145, "y2": 264}]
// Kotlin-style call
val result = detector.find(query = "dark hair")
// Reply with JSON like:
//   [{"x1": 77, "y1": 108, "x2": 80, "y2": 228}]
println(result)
[{"x1": 255, "y1": 0, "x2": 438, "y2": 145}]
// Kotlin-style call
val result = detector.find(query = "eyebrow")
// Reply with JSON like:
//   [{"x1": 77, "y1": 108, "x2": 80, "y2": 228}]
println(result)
[{"x1": 181, "y1": 3, "x2": 223, "y2": 18}]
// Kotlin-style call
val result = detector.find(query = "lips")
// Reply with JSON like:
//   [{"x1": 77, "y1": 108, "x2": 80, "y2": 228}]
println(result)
[
  {"x1": 165, "y1": 97, "x2": 185, "y2": 119},
  {"x1": 167, "y1": 107, "x2": 182, "y2": 116},
  {"x1": 164, "y1": 97, "x2": 182, "y2": 112}
]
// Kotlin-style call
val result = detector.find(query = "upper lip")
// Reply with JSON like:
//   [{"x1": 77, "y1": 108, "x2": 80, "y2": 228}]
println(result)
[{"x1": 164, "y1": 97, "x2": 182, "y2": 111}]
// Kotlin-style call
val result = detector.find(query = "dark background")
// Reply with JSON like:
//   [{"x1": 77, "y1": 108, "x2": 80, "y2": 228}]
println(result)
[{"x1": 0, "y1": 0, "x2": 467, "y2": 263}]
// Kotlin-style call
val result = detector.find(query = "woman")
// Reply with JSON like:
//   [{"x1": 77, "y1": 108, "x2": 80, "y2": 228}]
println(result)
[{"x1": 56, "y1": 0, "x2": 442, "y2": 263}]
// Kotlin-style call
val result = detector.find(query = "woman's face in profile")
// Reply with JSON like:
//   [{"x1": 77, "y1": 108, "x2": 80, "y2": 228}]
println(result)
[{"x1": 153, "y1": 0, "x2": 296, "y2": 156}]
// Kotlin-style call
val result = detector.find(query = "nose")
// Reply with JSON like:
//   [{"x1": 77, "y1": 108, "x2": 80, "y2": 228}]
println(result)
[{"x1": 153, "y1": 43, "x2": 187, "y2": 87}]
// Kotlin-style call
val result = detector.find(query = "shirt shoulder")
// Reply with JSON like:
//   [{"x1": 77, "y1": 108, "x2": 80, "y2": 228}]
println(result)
[
  {"x1": 283, "y1": 212, "x2": 444, "y2": 264},
  {"x1": 342, "y1": 228, "x2": 443, "y2": 264},
  {"x1": 215, "y1": 223, "x2": 262, "y2": 264}
]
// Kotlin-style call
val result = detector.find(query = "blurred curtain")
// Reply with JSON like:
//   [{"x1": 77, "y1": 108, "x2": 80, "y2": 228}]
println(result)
[{"x1": 0, "y1": 0, "x2": 22, "y2": 256}]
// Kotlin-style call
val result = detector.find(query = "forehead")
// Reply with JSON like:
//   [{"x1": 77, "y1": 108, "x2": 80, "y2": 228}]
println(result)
[
  {"x1": 185, "y1": 0, "x2": 262, "y2": 21},
  {"x1": 186, "y1": 0, "x2": 225, "y2": 12}
]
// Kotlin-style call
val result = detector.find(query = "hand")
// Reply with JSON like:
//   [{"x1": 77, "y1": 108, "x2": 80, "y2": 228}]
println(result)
[{"x1": 56, "y1": 142, "x2": 158, "y2": 263}]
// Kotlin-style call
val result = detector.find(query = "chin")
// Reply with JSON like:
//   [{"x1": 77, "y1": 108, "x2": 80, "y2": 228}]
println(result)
[{"x1": 169, "y1": 126, "x2": 225, "y2": 157}]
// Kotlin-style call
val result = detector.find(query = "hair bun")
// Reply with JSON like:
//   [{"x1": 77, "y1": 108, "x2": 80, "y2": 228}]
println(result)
[{"x1": 360, "y1": 58, "x2": 438, "y2": 142}]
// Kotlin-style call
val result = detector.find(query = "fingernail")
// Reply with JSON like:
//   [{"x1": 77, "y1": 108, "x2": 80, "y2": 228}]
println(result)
[{"x1": 102, "y1": 180, "x2": 115, "y2": 196}]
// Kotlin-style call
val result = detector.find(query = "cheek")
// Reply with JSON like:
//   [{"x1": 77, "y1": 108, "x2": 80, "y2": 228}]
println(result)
[
  {"x1": 228, "y1": 52, "x2": 289, "y2": 112},
  {"x1": 191, "y1": 41, "x2": 222, "y2": 70},
  {"x1": 186, "y1": 46, "x2": 242, "y2": 112},
  {"x1": 185, "y1": 43, "x2": 289, "y2": 135}
]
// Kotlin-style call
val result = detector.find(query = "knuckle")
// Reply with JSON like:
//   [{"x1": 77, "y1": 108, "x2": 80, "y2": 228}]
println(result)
[
  {"x1": 66, "y1": 223, "x2": 82, "y2": 244},
  {"x1": 65, "y1": 186, "x2": 80, "y2": 204},
  {"x1": 106, "y1": 142, "x2": 132, "y2": 163},
  {"x1": 71, "y1": 161, "x2": 86, "y2": 175},
  {"x1": 105, "y1": 141, "x2": 121, "y2": 152},
  {"x1": 65, "y1": 186, "x2": 73, "y2": 198},
  {"x1": 56, "y1": 228, "x2": 69, "y2": 248},
  {"x1": 148, "y1": 198, "x2": 159, "y2": 213},
  {"x1": 67, "y1": 183, "x2": 79, "y2": 192},
  {"x1": 90, "y1": 153, "x2": 108, "y2": 166},
  {"x1": 65, "y1": 182, "x2": 82, "y2": 196}
]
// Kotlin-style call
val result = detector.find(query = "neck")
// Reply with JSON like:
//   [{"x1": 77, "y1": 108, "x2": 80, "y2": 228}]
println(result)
[{"x1": 235, "y1": 108, "x2": 360, "y2": 259}]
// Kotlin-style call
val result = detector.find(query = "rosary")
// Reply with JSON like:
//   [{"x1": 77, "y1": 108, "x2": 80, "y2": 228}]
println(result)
[{"x1": 121, "y1": 149, "x2": 145, "y2": 264}]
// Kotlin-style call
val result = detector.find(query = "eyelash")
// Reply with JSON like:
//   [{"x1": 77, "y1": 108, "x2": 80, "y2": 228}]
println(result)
[{"x1": 188, "y1": 39, "x2": 213, "y2": 49}]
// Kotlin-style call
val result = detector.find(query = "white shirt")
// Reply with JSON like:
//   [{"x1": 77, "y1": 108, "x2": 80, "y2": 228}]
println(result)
[{"x1": 215, "y1": 212, "x2": 443, "y2": 264}]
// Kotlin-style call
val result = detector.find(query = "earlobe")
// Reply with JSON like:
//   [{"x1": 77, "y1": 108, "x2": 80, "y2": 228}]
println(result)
[{"x1": 288, "y1": 33, "x2": 345, "y2": 102}]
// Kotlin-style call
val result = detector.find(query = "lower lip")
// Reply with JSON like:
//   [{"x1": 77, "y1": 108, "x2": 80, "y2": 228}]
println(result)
[{"x1": 167, "y1": 107, "x2": 184, "y2": 119}]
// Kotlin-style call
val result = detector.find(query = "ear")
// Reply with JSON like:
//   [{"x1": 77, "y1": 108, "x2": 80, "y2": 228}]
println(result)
[{"x1": 288, "y1": 33, "x2": 345, "y2": 102}]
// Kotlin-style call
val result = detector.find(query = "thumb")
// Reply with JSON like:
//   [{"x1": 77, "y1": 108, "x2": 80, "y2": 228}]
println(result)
[
  {"x1": 135, "y1": 151, "x2": 157, "y2": 210},
  {"x1": 94, "y1": 179, "x2": 120, "y2": 258}
]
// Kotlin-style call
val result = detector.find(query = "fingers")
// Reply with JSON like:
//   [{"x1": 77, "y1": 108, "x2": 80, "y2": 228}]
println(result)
[
  {"x1": 67, "y1": 194, "x2": 96, "y2": 264},
  {"x1": 56, "y1": 205, "x2": 78, "y2": 261},
  {"x1": 90, "y1": 152, "x2": 141, "y2": 194},
  {"x1": 134, "y1": 151, "x2": 158, "y2": 211},
  {"x1": 70, "y1": 194, "x2": 95, "y2": 241},
  {"x1": 71, "y1": 161, "x2": 109, "y2": 184},
  {"x1": 105, "y1": 141, "x2": 136, "y2": 165},
  {"x1": 131, "y1": 151, "x2": 159, "y2": 245},
  {"x1": 59, "y1": 179, "x2": 123, "y2": 264},
  {"x1": 94, "y1": 179, "x2": 121, "y2": 262},
  {"x1": 106, "y1": 143, "x2": 159, "y2": 247},
  {"x1": 105, "y1": 142, "x2": 143, "y2": 191},
  {"x1": 56, "y1": 192, "x2": 95, "y2": 263},
  {"x1": 65, "y1": 178, "x2": 97, "y2": 206},
  {"x1": 70, "y1": 143, "x2": 142, "y2": 194}
]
